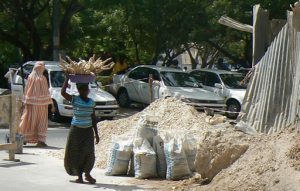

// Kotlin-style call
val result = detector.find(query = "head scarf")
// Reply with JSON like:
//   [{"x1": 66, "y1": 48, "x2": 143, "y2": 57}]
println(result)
[{"x1": 23, "y1": 62, "x2": 53, "y2": 105}]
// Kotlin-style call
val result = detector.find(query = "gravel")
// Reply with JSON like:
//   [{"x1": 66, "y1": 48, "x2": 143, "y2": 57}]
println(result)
[{"x1": 96, "y1": 97, "x2": 213, "y2": 169}]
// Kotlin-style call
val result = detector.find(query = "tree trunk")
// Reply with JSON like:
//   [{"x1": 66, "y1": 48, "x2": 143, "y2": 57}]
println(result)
[
  {"x1": 185, "y1": 45, "x2": 197, "y2": 69},
  {"x1": 205, "y1": 40, "x2": 241, "y2": 63},
  {"x1": 201, "y1": 57, "x2": 207, "y2": 68},
  {"x1": 135, "y1": 42, "x2": 141, "y2": 64}
]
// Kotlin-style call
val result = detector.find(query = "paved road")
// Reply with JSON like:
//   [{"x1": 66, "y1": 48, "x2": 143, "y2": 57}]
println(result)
[
  {"x1": 0, "y1": 106, "x2": 142, "y2": 149},
  {"x1": 0, "y1": 106, "x2": 153, "y2": 191}
]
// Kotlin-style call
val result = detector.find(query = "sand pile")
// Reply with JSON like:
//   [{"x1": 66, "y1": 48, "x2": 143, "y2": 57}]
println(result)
[
  {"x1": 96, "y1": 98, "x2": 213, "y2": 168},
  {"x1": 177, "y1": 128, "x2": 300, "y2": 191},
  {"x1": 287, "y1": 140, "x2": 300, "y2": 171},
  {"x1": 195, "y1": 129, "x2": 249, "y2": 180}
]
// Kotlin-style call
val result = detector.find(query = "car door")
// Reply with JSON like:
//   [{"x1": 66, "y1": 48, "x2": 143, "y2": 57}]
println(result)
[
  {"x1": 126, "y1": 67, "x2": 149, "y2": 103},
  {"x1": 138, "y1": 68, "x2": 161, "y2": 104},
  {"x1": 202, "y1": 72, "x2": 223, "y2": 96}
]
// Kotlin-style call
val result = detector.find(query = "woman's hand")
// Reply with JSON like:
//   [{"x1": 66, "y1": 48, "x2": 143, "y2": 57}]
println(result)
[{"x1": 95, "y1": 134, "x2": 100, "y2": 144}]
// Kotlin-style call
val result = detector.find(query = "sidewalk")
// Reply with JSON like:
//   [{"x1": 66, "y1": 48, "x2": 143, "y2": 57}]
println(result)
[{"x1": 0, "y1": 148, "x2": 146, "y2": 191}]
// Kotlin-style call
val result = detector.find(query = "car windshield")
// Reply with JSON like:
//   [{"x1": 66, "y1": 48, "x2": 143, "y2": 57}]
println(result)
[
  {"x1": 50, "y1": 71, "x2": 97, "y2": 88},
  {"x1": 220, "y1": 74, "x2": 246, "y2": 89},
  {"x1": 161, "y1": 71, "x2": 200, "y2": 88}
]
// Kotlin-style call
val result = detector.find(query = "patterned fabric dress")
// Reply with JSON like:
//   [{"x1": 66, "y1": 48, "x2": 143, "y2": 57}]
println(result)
[
  {"x1": 19, "y1": 62, "x2": 52, "y2": 143},
  {"x1": 64, "y1": 95, "x2": 96, "y2": 176}
]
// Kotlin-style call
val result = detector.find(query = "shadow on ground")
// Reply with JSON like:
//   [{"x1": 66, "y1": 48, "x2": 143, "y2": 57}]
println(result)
[
  {"x1": 0, "y1": 160, "x2": 35, "y2": 168},
  {"x1": 67, "y1": 180, "x2": 145, "y2": 191},
  {"x1": 23, "y1": 145, "x2": 63, "y2": 150},
  {"x1": 93, "y1": 183, "x2": 144, "y2": 191}
]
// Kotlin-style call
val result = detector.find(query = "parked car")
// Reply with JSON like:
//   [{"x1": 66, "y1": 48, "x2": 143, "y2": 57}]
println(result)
[
  {"x1": 237, "y1": 67, "x2": 251, "y2": 76},
  {"x1": 109, "y1": 65, "x2": 226, "y2": 110},
  {"x1": 190, "y1": 69, "x2": 247, "y2": 119},
  {"x1": 10, "y1": 61, "x2": 119, "y2": 121}
]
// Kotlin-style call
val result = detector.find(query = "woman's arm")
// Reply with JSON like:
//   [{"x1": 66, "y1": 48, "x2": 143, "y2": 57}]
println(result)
[
  {"x1": 61, "y1": 74, "x2": 72, "y2": 101},
  {"x1": 92, "y1": 110, "x2": 99, "y2": 144}
]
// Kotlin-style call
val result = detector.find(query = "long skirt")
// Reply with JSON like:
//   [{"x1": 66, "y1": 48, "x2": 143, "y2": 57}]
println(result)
[
  {"x1": 64, "y1": 126, "x2": 95, "y2": 176},
  {"x1": 19, "y1": 104, "x2": 48, "y2": 143}
]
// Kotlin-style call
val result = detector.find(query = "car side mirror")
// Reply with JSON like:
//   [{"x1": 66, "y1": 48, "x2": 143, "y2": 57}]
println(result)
[{"x1": 214, "y1": 83, "x2": 223, "y2": 89}]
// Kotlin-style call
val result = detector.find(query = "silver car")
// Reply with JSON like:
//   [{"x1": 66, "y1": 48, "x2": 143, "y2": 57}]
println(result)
[
  {"x1": 110, "y1": 65, "x2": 226, "y2": 110},
  {"x1": 191, "y1": 69, "x2": 247, "y2": 118}
]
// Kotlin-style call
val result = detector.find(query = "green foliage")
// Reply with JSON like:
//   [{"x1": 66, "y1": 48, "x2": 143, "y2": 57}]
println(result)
[{"x1": 0, "y1": 0, "x2": 297, "y2": 80}]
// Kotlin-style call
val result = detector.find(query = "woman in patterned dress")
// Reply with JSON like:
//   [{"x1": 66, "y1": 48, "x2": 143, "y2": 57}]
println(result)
[
  {"x1": 19, "y1": 61, "x2": 55, "y2": 147},
  {"x1": 61, "y1": 74, "x2": 100, "y2": 184}
]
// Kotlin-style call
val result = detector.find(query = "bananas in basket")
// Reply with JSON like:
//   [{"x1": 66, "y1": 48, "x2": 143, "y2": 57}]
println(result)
[{"x1": 59, "y1": 55, "x2": 115, "y2": 75}]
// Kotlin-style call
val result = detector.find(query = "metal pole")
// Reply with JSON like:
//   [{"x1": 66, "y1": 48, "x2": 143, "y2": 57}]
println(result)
[{"x1": 52, "y1": 0, "x2": 60, "y2": 61}]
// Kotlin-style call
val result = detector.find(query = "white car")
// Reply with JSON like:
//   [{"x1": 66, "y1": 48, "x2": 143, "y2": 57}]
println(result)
[
  {"x1": 190, "y1": 69, "x2": 247, "y2": 118},
  {"x1": 109, "y1": 65, "x2": 226, "y2": 110},
  {"x1": 10, "y1": 61, "x2": 119, "y2": 121}
]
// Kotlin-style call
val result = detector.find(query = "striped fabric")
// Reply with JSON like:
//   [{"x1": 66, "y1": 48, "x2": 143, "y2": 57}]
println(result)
[
  {"x1": 20, "y1": 62, "x2": 52, "y2": 143},
  {"x1": 71, "y1": 96, "x2": 95, "y2": 128},
  {"x1": 20, "y1": 103, "x2": 49, "y2": 143},
  {"x1": 23, "y1": 62, "x2": 52, "y2": 105}
]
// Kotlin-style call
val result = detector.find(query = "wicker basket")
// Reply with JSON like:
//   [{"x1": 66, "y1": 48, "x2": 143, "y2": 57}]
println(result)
[{"x1": 69, "y1": 74, "x2": 96, "y2": 83}]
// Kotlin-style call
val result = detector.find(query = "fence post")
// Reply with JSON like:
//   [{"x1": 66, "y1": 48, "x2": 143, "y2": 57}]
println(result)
[
  {"x1": 9, "y1": 95, "x2": 16, "y2": 161},
  {"x1": 148, "y1": 74, "x2": 154, "y2": 103}
]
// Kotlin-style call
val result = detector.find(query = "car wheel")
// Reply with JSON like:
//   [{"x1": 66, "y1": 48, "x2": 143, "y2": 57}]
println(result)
[
  {"x1": 226, "y1": 100, "x2": 241, "y2": 119},
  {"x1": 117, "y1": 89, "x2": 131, "y2": 108},
  {"x1": 49, "y1": 101, "x2": 62, "y2": 122}
]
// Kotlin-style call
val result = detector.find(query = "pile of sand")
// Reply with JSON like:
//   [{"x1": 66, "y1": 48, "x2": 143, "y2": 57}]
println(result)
[
  {"x1": 195, "y1": 129, "x2": 249, "y2": 181},
  {"x1": 96, "y1": 97, "x2": 213, "y2": 168},
  {"x1": 177, "y1": 128, "x2": 300, "y2": 191},
  {"x1": 287, "y1": 139, "x2": 300, "y2": 171}
]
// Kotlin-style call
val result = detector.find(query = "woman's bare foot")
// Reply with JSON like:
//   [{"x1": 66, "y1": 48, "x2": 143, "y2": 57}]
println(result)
[
  {"x1": 75, "y1": 174, "x2": 84, "y2": 184},
  {"x1": 75, "y1": 178, "x2": 84, "y2": 184},
  {"x1": 85, "y1": 174, "x2": 96, "y2": 184}
]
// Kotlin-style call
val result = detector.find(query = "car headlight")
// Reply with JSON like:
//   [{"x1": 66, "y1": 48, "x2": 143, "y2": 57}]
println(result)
[
  {"x1": 63, "y1": 99, "x2": 72, "y2": 105},
  {"x1": 106, "y1": 100, "x2": 117, "y2": 105}
]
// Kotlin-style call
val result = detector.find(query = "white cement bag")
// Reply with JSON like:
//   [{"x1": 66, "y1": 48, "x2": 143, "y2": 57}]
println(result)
[
  {"x1": 134, "y1": 139, "x2": 157, "y2": 179},
  {"x1": 105, "y1": 137, "x2": 133, "y2": 176},
  {"x1": 136, "y1": 117, "x2": 158, "y2": 146},
  {"x1": 164, "y1": 135, "x2": 191, "y2": 180},
  {"x1": 182, "y1": 135, "x2": 197, "y2": 172},
  {"x1": 153, "y1": 135, "x2": 167, "y2": 178}
]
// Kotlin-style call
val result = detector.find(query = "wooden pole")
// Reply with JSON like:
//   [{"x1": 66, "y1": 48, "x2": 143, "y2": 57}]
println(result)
[
  {"x1": 9, "y1": 95, "x2": 16, "y2": 161},
  {"x1": 148, "y1": 74, "x2": 154, "y2": 103}
]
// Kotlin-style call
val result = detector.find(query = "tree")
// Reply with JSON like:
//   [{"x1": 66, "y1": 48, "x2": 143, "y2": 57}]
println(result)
[{"x1": 0, "y1": 0, "x2": 83, "y2": 61}]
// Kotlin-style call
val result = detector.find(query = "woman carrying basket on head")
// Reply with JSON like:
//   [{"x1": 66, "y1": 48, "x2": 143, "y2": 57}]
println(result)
[{"x1": 61, "y1": 74, "x2": 100, "y2": 184}]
